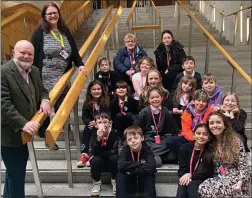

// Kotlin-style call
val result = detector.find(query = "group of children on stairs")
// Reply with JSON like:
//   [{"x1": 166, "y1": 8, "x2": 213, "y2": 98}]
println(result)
[{"x1": 74, "y1": 31, "x2": 250, "y2": 197}]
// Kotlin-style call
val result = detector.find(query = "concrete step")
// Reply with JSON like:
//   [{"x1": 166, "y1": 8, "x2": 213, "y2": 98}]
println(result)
[
  {"x1": 1, "y1": 160, "x2": 178, "y2": 183},
  {"x1": 0, "y1": 183, "x2": 177, "y2": 198}
]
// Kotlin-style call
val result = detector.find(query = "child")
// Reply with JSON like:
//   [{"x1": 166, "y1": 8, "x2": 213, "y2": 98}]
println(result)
[
  {"x1": 77, "y1": 80, "x2": 110, "y2": 167},
  {"x1": 117, "y1": 126, "x2": 156, "y2": 198},
  {"x1": 111, "y1": 81, "x2": 139, "y2": 140},
  {"x1": 95, "y1": 58, "x2": 118, "y2": 100},
  {"x1": 139, "y1": 68, "x2": 168, "y2": 110},
  {"x1": 220, "y1": 93, "x2": 250, "y2": 153},
  {"x1": 172, "y1": 56, "x2": 202, "y2": 90},
  {"x1": 202, "y1": 73, "x2": 224, "y2": 110},
  {"x1": 169, "y1": 76, "x2": 196, "y2": 130},
  {"x1": 132, "y1": 56, "x2": 156, "y2": 100},
  {"x1": 134, "y1": 87, "x2": 177, "y2": 166},
  {"x1": 198, "y1": 112, "x2": 250, "y2": 197},
  {"x1": 89, "y1": 112, "x2": 118, "y2": 196},
  {"x1": 165, "y1": 90, "x2": 213, "y2": 161},
  {"x1": 176, "y1": 124, "x2": 214, "y2": 198}
]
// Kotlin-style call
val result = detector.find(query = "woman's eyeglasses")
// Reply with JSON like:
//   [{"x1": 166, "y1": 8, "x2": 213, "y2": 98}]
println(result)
[{"x1": 46, "y1": 12, "x2": 58, "y2": 16}]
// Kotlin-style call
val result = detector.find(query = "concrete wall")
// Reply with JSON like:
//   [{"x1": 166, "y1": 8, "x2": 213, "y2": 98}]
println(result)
[{"x1": 191, "y1": 1, "x2": 251, "y2": 45}]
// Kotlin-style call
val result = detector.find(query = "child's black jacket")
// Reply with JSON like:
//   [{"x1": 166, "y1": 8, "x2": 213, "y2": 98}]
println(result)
[{"x1": 118, "y1": 142, "x2": 156, "y2": 175}]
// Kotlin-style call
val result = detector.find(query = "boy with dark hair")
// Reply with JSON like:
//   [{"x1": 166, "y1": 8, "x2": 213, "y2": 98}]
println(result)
[
  {"x1": 172, "y1": 56, "x2": 202, "y2": 90},
  {"x1": 89, "y1": 112, "x2": 118, "y2": 196},
  {"x1": 116, "y1": 126, "x2": 157, "y2": 198}
]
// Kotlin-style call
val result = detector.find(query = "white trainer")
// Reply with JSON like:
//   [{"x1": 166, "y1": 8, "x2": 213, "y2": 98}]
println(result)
[
  {"x1": 111, "y1": 179, "x2": 116, "y2": 195},
  {"x1": 91, "y1": 180, "x2": 101, "y2": 197}
]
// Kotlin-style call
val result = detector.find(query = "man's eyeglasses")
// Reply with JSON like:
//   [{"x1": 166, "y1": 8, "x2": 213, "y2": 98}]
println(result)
[
  {"x1": 46, "y1": 12, "x2": 58, "y2": 16},
  {"x1": 125, "y1": 40, "x2": 136, "y2": 44}
]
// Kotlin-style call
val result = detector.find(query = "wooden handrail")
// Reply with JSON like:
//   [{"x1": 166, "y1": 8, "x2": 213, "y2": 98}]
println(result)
[
  {"x1": 225, "y1": 5, "x2": 252, "y2": 17},
  {"x1": 126, "y1": 0, "x2": 137, "y2": 25},
  {"x1": 65, "y1": 1, "x2": 91, "y2": 25},
  {"x1": 178, "y1": 1, "x2": 252, "y2": 85},
  {"x1": 45, "y1": 6, "x2": 123, "y2": 149},
  {"x1": 1, "y1": 3, "x2": 41, "y2": 14},
  {"x1": 1, "y1": 9, "x2": 40, "y2": 29},
  {"x1": 131, "y1": 24, "x2": 160, "y2": 30},
  {"x1": 151, "y1": 0, "x2": 161, "y2": 19},
  {"x1": 21, "y1": 5, "x2": 114, "y2": 144}
]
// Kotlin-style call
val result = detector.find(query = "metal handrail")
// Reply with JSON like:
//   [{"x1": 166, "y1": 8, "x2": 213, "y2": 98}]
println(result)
[{"x1": 176, "y1": 1, "x2": 251, "y2": 87}]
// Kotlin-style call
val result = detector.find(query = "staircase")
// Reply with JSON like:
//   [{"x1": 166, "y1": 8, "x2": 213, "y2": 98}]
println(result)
[{"x1": 1, "y1": 4, "x2": 251, "y2": 198}]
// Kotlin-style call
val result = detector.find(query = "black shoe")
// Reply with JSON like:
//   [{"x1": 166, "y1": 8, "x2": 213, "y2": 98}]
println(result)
[{"x1": 46, "y1": 143, "x2": 59, "y2": 150}]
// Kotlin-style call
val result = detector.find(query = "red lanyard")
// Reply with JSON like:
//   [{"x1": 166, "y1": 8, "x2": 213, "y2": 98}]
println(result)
[
  {"x1": 92, "y1": 102, "x2": 100, "y2": 115},
  {"x1": 131, "y1": 149, "x2": 141, "y2": 162},
  {"x1": 130, "y1": 53, "x2": 135, "y2": 68},
  {"x1": 139, "y1": 74, "x2": 145, "y2": 89},
  {"x1": 166, "y1": 51, "x2": 171, "y2": 68},
  {"x1": 181, "y1": 94, "x2": 189, "y2": 106},
  {"x1": 190, "y1": 147, "x2": 204, "y2": 175},
  {"x1": 101, "y1": 130, "x2": 110, "y2": 147},
  {"x1": 215, "y1": 144, "x2": 224, "y2": 161},
  {"x1": 150, "y1": 107, "x2": 162, "y2": 135}
]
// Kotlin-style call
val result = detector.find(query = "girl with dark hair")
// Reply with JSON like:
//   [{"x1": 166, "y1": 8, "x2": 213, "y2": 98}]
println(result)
[
  {"x1": 111, "y1": 81, "x2": 139, "y2": 140},
  {"x1": 154, "y1": 30, "x2": 186, "y2": 92},
  {"x1": 198, "y1": 112, "x2": 250, "y2": 197},
  {"x1": 77, "y1": 80, "x2": 110, "y2": 167},
  {"x1": 176, "y1": 124, "x2": 214, "y2": 198},
  {"x1": 168, "y1": 76, "x2": 196, "y2": 130},
  {"x1": 31, "y1": 2, "x2": 87, "y2": 149}
]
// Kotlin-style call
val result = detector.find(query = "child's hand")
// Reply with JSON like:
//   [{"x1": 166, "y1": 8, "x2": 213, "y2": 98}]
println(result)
[
  {"x1": 220, "y1": 105, "x2": 228, "y2": 113},
  {"x1": 234, "y1": 180, "x2": 243, "y2": 193},
  {"x1": 223, "y1": 112, "x2": 231, "y2": 118},
  {"x1": 179, "y1": 173, "x2": 191, "y2": 186},
  {"x1": 212, "y1": 104, "x2": 221, "y2": 111},
  {"x1": 88, "y1": 120, "x2": 95, "y2": 128},
  {"x1": 97, "y1": 128, "x2": 104, "y2": 141},
  {"x1": 231, "y1": 107, "x2": 239, "y2": 114},
  {"x1": 229, "y1": 111, "x2": 235, "y2": 119},
  {"x1": 173, "y1": 108, "x2": 179, "y2": 114}
]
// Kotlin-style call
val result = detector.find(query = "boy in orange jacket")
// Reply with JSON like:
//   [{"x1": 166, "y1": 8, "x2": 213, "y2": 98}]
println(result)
[{"x1": 165, "y1": 90, "x2": 213, "y2": 162}]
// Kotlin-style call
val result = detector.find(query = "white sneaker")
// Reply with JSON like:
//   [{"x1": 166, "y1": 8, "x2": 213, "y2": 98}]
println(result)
[
  {"x1": 91, "y1": 180, "x2": 101, "y2": 197},
  {"x1": 111, "y1": 179, "x2": 116, "y2": 195}
]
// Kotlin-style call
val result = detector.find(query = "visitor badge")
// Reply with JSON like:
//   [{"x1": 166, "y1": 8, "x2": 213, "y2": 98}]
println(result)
[
  {"x1": 59, "y1": 50, "x2": 69, "y2": 60},
  {"x1": 219, "y1": 165, "x2": 226, "y2": 176}
]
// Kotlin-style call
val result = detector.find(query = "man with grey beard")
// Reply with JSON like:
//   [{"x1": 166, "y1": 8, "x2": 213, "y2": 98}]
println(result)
[{"x1": 1, "y1": 40, "x2": 51, "y2": 198}]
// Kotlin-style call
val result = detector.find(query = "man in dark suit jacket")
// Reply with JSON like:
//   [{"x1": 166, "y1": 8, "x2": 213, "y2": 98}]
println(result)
[{"x1": 1, "y1": 40, "x2": 51, "y2": 198}]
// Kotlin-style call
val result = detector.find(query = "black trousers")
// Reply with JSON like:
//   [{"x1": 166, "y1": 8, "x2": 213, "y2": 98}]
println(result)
[
  {"x1": 90, "y1": 155, "x2": 118, "y2": 181},
  {"x1": 163, "y1": 70, "x2": 180, "y2": 92},
  {"x1": 116, "y1": 172, "x2": 156, "y2": 198},
  {"x1": 176, "y1": 180, "x2": 203, "y2": 198},
  {"x1": 114, "y1": 113, "x2": 134, "y2": 139},
  {"x1": 39, "y1": 93, "x2": 67, "y2": 138},
  {"x1": 1, "y1": 144, "x2": 29, "y2": 198},
  {"x1": 81, "y1": 126, "x2": 97, "y2": 154}
]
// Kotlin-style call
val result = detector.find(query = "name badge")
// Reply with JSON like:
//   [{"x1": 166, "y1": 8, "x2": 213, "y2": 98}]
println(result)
[{"x1": 60, "y1": 50, "x2": 69, "y2": 60}]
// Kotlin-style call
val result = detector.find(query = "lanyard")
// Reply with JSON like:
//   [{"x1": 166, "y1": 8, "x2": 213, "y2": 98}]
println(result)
[
  {"x1": 139, "y1": 73, "x2": 146, "y2": 89},
  {"x1": 150, "y1": 107, "x2": 162, "y2": 135},
  {"x1": 119, "y1": 100, "x2": 125, "y2": 112},
  {"x1": 216, "y1": 144, "x2": 224, "y2": 161},
  {"x1": 130, "y1": 53, "x2": 135, "y2": 68},
  {"x1": 181, "y1": 94, "x2": 189, "y2": 106},
  {"x1": 190, "y1": 147, "x2": 204, "y2": 175},
  {"x1": 92, "y1": 102, "x2": 100, "y2": 115},
  {"x1": 131, "y1": 149, "x2": 141, "y2": 162},
  {"x1": 101, "y1": 130, "x2": 110, "y2": 147},
  {"x1": 51, "y1": 31, "x2": 64, "y2": 49},
  {"x1": 166, "y1": 51, "x2": 171, "y2": 68}
]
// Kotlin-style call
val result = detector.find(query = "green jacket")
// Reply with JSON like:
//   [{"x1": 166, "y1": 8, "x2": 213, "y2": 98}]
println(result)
[{"x1": 1, "y1": 60, "x2": 49, "y2": 147}]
